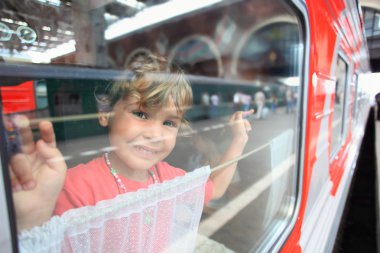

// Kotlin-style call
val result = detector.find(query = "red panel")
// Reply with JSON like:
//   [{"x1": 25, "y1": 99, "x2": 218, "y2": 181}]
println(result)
[
  {"x1": 281, "y1": 0, "x2": 346, "y2": 251},
  {"x1": 0, "y1": 81, "x2": 36, "y2": 114}
]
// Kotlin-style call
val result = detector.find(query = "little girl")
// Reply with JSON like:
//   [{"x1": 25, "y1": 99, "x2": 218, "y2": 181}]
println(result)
[
  {"x1": 55, "y1": 54, "x2": 253, "y2": 214},
  {"x1": 10, "y1": 54, "x2": 253, "y2": 230}
]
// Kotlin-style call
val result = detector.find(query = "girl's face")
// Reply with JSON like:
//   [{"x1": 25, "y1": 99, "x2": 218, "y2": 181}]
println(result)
[{"x1": 104, "y1": 97, "x2": 182, "y2": 174}]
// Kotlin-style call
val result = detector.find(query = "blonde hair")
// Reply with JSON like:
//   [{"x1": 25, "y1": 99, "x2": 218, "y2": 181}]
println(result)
[{"x1": 99, "y1": 54, "x2": 193, "y2": 124}]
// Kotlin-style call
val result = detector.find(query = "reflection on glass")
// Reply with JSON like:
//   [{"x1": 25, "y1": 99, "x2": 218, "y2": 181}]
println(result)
[
  {"x1": 331, "y1": 56, "x2": 347, "y2": 154},
  {"x1": 169, "y1": 36, "x2": 223, "y2": 77},
  {"x1": 2, "y1": 0, "x2": 304, "y2": 252},
  {"x1": 363, "y1": 7, "x2": 380, "y2": 37}
]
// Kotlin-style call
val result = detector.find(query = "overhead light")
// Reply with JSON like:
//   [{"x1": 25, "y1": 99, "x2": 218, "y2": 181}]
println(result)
[
  {"x1": 281, "y1": 77, "x2": 300, "y2": 87},
  {"x1": 36, "y1": 0, "x2": 61, "y2": 7},
  {"x1": 104, "y1": 13, "x2": 119, "y2": 24},
  {"x1": 1, "y1": 18, "x2": 14, "y2": 24},
  {"x1": 105, "y1": 0, "x2": 223, "y2": 40},
  {"x1": 15, "y1": 21, "x2": 28, "y2": 26},
  {"x1": 28, "y1": 40, "x2": 76, "y2": 63},
  {"x1": 105, "y1": 0, "x2": 145, "y2": 18},
  {"x1": 0, "y1": 40, "x2": 76, "y2": 63}
]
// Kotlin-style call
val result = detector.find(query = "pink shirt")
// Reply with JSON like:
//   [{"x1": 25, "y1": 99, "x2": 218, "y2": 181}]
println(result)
[{"x1": 54, "y1": 157, "x2": 213, "y2": 215}]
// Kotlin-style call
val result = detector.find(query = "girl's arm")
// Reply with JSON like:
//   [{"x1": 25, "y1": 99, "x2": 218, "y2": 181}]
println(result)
[{"x1": 210, "y1": 110, "x2": 253, "y2": 200}]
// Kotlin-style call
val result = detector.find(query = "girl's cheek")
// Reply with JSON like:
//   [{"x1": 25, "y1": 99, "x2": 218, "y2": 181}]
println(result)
[
  {"x1": 168, "y1": 127, "x2": 179, "y2": 135},
  {"x1": 161, "y1": 128, "x2": 178, "y2": 140}
]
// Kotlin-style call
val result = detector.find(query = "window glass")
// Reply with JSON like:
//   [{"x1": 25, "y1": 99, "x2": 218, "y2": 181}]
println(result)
[
  {"x1": 351, "y1": 73, "x2": 359, "y2": 126},
  {"x1": 331, "y1": 56, "x2": 348, "y2": 154},
  {"x1": 35, "y1": 81, "x2": 48, "y2": 109},
  {"x1": 364, "y1": 8, "x2": 374, "y2": 37},
  {"x1": 363, "y1": 7, "x2": 380, "y2": 37},
  {"x1": 374, "y1": 13, "x2": 380, "y2": 36},
  {"x1": 1, "y1": 0, "x2": 304, "y2": 251}
]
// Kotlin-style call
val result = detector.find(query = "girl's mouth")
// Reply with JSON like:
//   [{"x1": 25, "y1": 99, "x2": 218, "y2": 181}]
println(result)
[{"x1": 133, "y1": 145, "x2": 160, "y2": 155}]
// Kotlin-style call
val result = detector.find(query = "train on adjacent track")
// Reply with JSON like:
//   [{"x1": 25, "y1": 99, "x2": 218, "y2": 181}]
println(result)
[{"x1": 0, "y1": 0, "x2": 378, "y2": 252}]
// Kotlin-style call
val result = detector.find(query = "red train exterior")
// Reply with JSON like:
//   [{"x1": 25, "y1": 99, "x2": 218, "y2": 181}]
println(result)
[
  {"x1": 0, "y1": 81, "x2": 36, "y2": 114},
  {"x1": 283, "y1": 0, "x2": 372, "y2": 251}
]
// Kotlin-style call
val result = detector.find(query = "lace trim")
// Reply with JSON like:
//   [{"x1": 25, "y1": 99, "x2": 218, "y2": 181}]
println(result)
[{"x1": 18, "y1": 166, "x2": 210, "y2": 250}]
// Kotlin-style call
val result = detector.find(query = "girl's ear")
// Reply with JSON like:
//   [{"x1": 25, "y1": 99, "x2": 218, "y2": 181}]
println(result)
[{"x1": 98, "y1": 112, "x2": 110, "y2": 127}]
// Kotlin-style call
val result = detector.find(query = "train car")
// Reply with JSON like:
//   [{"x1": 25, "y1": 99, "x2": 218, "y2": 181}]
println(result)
[{"x1": 0, "y1": 0, "x2": 377, "y2": 252}]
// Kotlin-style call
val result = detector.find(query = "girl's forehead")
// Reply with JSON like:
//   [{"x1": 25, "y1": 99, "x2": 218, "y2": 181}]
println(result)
[{"x1": 151, "y1": 100, "x2": 182, "y2": 116}]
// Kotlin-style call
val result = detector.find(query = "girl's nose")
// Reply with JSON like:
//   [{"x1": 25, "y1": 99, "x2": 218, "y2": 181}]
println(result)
[{"x1": 142, "y1": 121, "x2": 164, "y2": 141}]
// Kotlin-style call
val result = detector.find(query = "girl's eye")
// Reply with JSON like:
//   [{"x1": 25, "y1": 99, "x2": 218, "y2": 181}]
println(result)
[
  {"x1": 163, "y1": 120, "x2": 178, "y2": 128},
  {"x1": 132, "y1": 111, "x2": 148, "y2": 119}
]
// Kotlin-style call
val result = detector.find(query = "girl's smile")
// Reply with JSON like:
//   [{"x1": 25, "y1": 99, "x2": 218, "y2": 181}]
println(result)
[
  {"x1": 100, "y1": 97, "x2": 181, "y2": 181},
  {"x1": 131, "y1": 144, "x2": 161, "y2": 159}
]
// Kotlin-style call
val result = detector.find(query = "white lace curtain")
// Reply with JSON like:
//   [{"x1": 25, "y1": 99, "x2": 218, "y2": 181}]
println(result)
[{"x1": 18, "y1": 166, "x2": 210, "y2": 253}]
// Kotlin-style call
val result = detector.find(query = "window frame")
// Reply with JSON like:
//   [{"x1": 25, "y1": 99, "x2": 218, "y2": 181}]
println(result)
[
  {"x1": 0, "y1": 0, "x2": 310, "y2": 251},
  {"x1": 0, "y1": 104, "x2": 19, "y2": 252},
  {"x1": 351, "y1": 72, "x2": 359, "y2": 127},
  {"x1": 342, "y1": 55, "x2": 353, "y2": 141},
  {"x1": 330, "y1": 52, "x2": 350, "y2": 161},
  {"x1": 264, "y1": 0, "x2": 310, "y2": 251},
  {"x1": 0, "y1": 152, "x2": 15, "y2": 252}
]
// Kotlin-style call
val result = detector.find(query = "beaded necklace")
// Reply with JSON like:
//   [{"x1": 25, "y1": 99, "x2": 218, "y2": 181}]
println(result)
[{"x1": 104, "y1": 152, "x2": 159, "y2": 193}]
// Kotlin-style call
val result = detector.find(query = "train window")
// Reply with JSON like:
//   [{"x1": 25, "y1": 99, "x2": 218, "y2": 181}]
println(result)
[
  {"x1": 35, "y1": 81, "x2": 48, "y2": 110},
  {"x1": 363, "y1": 7, "x2": 380, "y2": 37},
  {"x1": 375, "y1": 13, "x2": 380, "y2": 35},
  {"x1": 364, "y1": 8, "x2": 375, "y2": 37},
  {"x1": 331, "y1": 56, "x2": 348, "y2": 155},
  {"x1": 351, "y1": 73, "x2": 359, "y2": 126},
  {"x1": 1, "y1": 0, "x2": 304, "y2": 252}
]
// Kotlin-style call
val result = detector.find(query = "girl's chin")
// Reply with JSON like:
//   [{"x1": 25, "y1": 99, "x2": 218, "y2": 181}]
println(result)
[
  {"x1": 111, "y1": 153, "x2": 157, "y2": 171},
  {"x1": 126, "y1": 158, "x2": 157, "y2": 170}
]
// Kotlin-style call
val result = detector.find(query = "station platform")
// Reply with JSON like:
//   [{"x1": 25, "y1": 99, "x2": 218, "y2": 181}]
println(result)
[
  {"x1": 334, "y1": 107, "x2": 379, "y2": 252},
  {"x1": 376, "y1": 111, "x2": 380, "y2": 252}
]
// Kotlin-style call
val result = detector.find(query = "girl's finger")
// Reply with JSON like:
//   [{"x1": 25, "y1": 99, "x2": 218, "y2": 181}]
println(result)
[
  {"x1": 39, "y1": 121, "x2": 56, "y2": 148},
  {"x1": 36, "y1": 140, "x2": 67, "y2": 173},
  {"x1": 230, "y1": 111, "x2": 240, "y2": 123},
  {"x1": 242, "y1": 109, "x2": 254, "y2": 119},
  {"x1": 9, "y1": 154, "x2": 36, "y2": 191},
  {"x1": 12, "y1": 115, "x2": 34, "y2": 155},
  {"x1": 244, "y1": 119, "x2": 252, "y2": 132},
  {"x1": 9, "y1": 168, "x2": 22, "y2": 192}
]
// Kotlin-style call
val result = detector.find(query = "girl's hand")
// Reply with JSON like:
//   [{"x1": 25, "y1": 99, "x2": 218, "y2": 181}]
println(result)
[
  {"x1": 229, "y1": 109, "x2": 254, "y2": 144},
  {"x1": 7, "y1": 115, "x2": 67, "y2": 231},
  {"x1": 209, "y1": 109, "x2": 254, "y2": 200}
]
